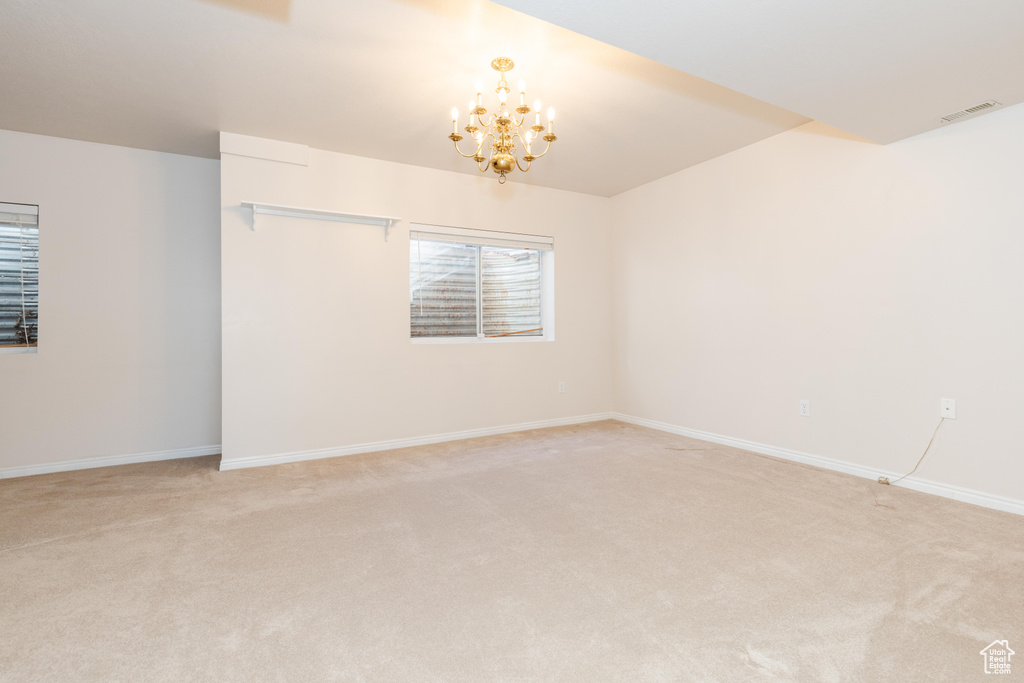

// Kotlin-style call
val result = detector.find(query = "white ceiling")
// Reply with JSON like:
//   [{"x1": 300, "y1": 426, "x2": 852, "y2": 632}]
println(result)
[
  {"x1": 493, "y1": 0, "x2": 1024, "y2": 144},
  {"x1": 2, "y1": 1, "x2": 1019, "y2": 196},
  {"x1": 0, "y1": 0, "x2": 807, "y2": 196}
]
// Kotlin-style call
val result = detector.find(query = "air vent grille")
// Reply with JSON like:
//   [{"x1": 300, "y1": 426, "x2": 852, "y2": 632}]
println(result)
[{"x1": 940, "y1": 100, "x2": 1001, "y2": 123}]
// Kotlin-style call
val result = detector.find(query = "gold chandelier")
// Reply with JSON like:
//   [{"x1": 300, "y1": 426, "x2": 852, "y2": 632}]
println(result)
[{"x1": 449, "y1": 57, "x2": 557, "y2": 184}]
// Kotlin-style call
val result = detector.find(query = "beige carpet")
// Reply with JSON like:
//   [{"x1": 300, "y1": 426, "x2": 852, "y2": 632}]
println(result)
[{"x1": 1, "y1": 420, "x2": 1021, "y2": 681}]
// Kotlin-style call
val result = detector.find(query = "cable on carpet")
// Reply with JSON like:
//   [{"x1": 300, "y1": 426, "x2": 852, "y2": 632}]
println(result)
[{"x1": 878, "y1": 417, "x2": 946, "y2": 485}]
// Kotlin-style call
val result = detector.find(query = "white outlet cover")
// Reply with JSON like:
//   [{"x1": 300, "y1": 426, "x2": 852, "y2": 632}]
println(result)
[
  {"x1": 940, "y1": 398, "x2": 956, "y2": 419},
  {"x1": 798, "y1": 400, "x2": 810, "y2": 417}
]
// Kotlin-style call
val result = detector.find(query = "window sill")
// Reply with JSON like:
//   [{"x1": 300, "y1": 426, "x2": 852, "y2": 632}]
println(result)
[
  {"x1": 411, "y1": 335, "x2": 552, "y2": 345},
  {"x1": 0, "y1": 346, "x2": 37, "y2": 355}
]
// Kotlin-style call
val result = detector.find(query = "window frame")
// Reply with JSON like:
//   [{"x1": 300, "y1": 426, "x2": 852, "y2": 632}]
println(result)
[
  {"x1": 409, "y1": 224, "x2": 555, "y2": 345},
  {"x1": 0, "y1": 202, "x2": 40, "y2": 355}
]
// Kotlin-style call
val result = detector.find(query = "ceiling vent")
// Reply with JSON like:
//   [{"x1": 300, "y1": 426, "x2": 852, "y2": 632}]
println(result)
[{"x1": 940, "y1": 100, "x2": 1001, "y2": 123}]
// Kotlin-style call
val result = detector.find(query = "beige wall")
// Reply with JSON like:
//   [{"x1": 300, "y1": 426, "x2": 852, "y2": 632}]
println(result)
[
  {"x1": 7, "y1": 102, "x2": 1022, "y2": 508},
  {"x1": 220, "y1": 140, "x2": 612, "y2": 465},
  {"x1": 611, "y1": 104, "x2": 1024, "y2": 502},
  {"x1": 0, "y1": 130, "x2": 221, "y2": 471}
]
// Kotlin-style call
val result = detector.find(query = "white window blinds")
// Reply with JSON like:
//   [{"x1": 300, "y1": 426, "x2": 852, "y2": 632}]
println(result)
[
  {"x1": 410, "y1": 225, "x2": 550, "y2": 339},
  {"x1": 0, "y1": 203, "x2": 39, "y2": 351}
]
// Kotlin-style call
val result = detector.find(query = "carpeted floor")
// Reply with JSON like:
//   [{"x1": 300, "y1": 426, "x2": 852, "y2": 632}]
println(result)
[{"x1": 1, "y1": 420, "x2": 1021, "y2": 681}]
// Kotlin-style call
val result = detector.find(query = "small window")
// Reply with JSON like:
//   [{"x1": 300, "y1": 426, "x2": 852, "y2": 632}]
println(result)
[
  {"x1": 0, "y1": 203, "x2": 39, "y2": 354},
  {"x1": 410, "y1": 225, "x2": 553, "y2": 341}
]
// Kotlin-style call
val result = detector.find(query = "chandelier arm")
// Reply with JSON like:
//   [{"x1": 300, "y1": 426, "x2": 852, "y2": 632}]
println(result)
[
  {"x1": 452, "y1": 140, "x2": 481, "y2": 159},
  {"x1": 510, "y1": 134, "x2": 532, "y2": 157},
  {"x1": 512, "y1": 131, "x2": 533, "y2": 147},
  {"x1": 515, "y1": 157, "x2": 531, "y2": 173},
  {"x1": 528, "y1": 138, "x2": 554, "y2": 160}
]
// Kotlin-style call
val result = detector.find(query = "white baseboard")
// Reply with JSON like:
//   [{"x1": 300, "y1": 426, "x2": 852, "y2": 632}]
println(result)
[
  {"x1": 611, "y1": 412, "x2": 1024, "y2": 517},
  {"x1": 0, "y1": 445, "x2": 223, "y2": 480},
  {"x1": 219, "y1": 412, "x2": 614, "y2": 471}
]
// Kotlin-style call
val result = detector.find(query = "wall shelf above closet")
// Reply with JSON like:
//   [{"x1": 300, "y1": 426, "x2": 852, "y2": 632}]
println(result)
[{"x1": 241, "y1": 201, "x2": 402, "y2": 241}]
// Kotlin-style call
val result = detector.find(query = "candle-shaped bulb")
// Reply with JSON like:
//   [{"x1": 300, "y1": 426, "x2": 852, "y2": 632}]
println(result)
[
  {"x1": 534, "y1": 100, "x2": 542, "y2": 125},
  {"x1": 518, "y1": 80, "x2": 526, "y2": 106},
  {"x1": 451, "y1": 107, "x2": 459, "y2": 122},
  {"x1": 547, "y1": 107, "x2": 555, "y2": 121},
  {"x1": 499, "y1": 89, "x2": 507, "y2": 104}
]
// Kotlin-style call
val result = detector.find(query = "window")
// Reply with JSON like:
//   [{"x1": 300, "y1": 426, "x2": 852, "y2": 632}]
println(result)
[
  {"x1": 410, "y1": 225, "x2": 553, "y2": 341},
  {"x1": 0, "y1": 203, "x2": 39, "y2": 354}
]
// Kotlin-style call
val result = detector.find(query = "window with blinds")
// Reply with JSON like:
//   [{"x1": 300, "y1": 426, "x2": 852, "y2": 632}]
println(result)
[
  {"x1": 410, "y1": 225, "x2": 552, "y2": 340},
  {"x1": 0, "y1": 203, "x2": 39, "y2": 353}
]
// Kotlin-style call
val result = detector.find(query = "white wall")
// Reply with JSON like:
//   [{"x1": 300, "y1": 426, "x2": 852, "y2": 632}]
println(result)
[
  {"x1": 220, "y1": 139, "x2": 612, "y2": 466},
  {"x1": 611, "y1": 104, "x2": 1024, "y2": 503},
  {"x1": 0, "y1": 130, "x2": 221, "y2": 472}
]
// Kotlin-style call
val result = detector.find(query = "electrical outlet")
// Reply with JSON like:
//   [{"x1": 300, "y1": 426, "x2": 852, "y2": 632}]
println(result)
[
  {"x1": 798, "y1": 400, "x2": 810, "y2": 417},
  {"x1": 558, "y1": 381, "x2": 565, "y2": 394},
  {"x1": 940, "y1": 398, "x2": 956, "y2": 419}
]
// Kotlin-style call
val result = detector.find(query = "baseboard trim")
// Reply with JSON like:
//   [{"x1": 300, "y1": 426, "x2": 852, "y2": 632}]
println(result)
[
  {"x1": 611, "y1": 412, "x2": 1024, "y2": 517},
  {"x1": 219, "y1": 412, "x2": 614, "y2": 471},
  {"x1": 0, "y1": 445, "x2": 223, "y2": 480}
]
